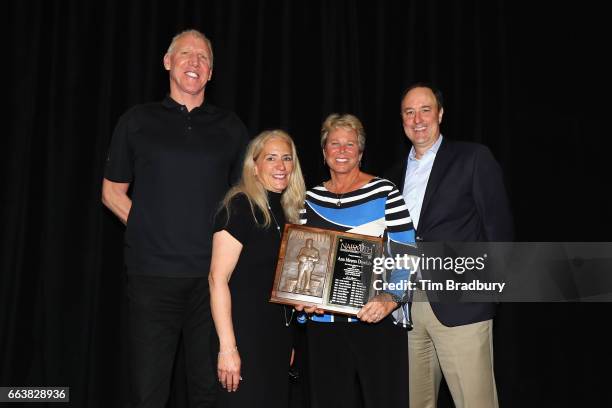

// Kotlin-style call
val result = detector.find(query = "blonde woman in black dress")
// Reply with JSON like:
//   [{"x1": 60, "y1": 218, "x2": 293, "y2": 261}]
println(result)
[{"x1": 209, "y1": 130, "x2": 305, "y2": 407}]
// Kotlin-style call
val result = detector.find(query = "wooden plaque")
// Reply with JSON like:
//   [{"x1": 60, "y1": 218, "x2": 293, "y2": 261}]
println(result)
[{"x1": 270, "y1": 224, "x2": 384, "y2": 315}]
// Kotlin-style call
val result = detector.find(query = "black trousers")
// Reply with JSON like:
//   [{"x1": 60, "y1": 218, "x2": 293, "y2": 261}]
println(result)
[
  {"x1": 306, "y1": 319, "x2": 408, "y2": 408},
  {"x1": 127, "y1": 275, "x2": 216, "y2": 408}
]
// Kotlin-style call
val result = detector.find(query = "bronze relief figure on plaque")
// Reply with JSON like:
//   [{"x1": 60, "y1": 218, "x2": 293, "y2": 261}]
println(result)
[
  {"x1": 295, "y1": 239, "x2": 321, "y2": 294},
  {"x1": 277, "y1": 228, "x2": 331, "y2": 299}
]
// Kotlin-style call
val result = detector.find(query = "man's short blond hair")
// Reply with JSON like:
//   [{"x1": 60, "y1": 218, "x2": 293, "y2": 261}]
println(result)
[{"x1": 167, "y1": 29, "x2": 213, "y2": 68}]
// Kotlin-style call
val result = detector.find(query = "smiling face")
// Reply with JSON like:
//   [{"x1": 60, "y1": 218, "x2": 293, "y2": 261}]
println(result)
[
  {"x1": 254, "y1": 137, "x2": 294, "y2": 193},
  {"x1": 401, "y1": 86, "x2": 444, "y2": 154},
  {"x1": 323, "y1": 127, "x2": 363, "y2": 175},
  {"x1": 163, "y1": 33, "x2": 212, "y2": 104}
]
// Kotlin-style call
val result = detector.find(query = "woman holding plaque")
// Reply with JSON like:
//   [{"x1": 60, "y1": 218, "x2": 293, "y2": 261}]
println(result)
[
  {"x1": 298, "y1": 114, "x2": 415, "y2": 407},
  {"x1": 209, "y1": 130, "x2": 305, "y2": 407}
]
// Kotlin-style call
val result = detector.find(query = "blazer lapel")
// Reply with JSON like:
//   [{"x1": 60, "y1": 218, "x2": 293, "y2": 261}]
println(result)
[
  {"x1": 399, "y1": 157, "x2": 409, "y2": 192},
  {"x1": 419, "y1": 139, "x2": 455, "y2": 231}
]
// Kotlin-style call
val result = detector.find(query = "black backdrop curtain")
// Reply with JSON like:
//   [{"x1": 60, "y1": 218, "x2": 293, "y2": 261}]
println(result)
[{"x1": 2, "y1": 0, "x2": 610, "y2": 407}]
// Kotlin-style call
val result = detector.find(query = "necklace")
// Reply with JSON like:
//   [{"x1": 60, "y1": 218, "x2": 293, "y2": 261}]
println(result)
[
  {"x1": 283, "y1": 306, "x2": 295, "y2": 327},
  {"x1": 328, "y1": 172, "x2": 361, "y2": 207},
  {"x1": 268, "y1": 202, "x2": 294, "y2": 326},
  {"x1": 267, "y1": 204, "x2": 282, "y2": 236}
]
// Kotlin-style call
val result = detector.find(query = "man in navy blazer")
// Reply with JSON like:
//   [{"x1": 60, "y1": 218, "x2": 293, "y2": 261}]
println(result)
[{"x1": 386, "y1": 83, "x2": 513, "y2": 408}]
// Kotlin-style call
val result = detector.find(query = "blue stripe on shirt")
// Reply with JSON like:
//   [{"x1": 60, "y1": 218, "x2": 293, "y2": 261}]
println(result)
[
  {"x1": 388, "y1": 230, "x2": 416, "y2": 245},
  {"x1": 306, "y1": 198, "x2": 386, "y2": 227}
]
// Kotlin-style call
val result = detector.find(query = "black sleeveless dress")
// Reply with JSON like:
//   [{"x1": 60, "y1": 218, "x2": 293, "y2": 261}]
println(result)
[{"x1": 213, "y1": 191, "x2": 292, "y2": 408}]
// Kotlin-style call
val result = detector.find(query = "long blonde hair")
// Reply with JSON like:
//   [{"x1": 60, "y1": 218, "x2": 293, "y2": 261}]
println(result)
[{"x1": 222, "y1": 130, "x2": 305, "y2": 227}]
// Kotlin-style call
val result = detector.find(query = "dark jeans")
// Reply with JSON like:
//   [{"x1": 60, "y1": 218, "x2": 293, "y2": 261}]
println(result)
[{"x1": 127, "y1": 275, "x2": 216, "y2": 408}]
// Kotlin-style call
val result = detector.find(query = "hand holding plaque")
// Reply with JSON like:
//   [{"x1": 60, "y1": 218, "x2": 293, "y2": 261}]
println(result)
[{"x1": 270, "y1": 224, "x2": 386, "y2": 315}]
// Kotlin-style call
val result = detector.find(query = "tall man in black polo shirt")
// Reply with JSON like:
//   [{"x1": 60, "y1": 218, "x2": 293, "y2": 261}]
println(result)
[{"x1": 102, "y1": 29, "x2": 249, "y2": 408}]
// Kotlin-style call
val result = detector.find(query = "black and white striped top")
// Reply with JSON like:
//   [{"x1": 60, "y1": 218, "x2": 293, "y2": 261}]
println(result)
[{"x1": 301, "y1": 177, "x2": 415, "y2": 325}]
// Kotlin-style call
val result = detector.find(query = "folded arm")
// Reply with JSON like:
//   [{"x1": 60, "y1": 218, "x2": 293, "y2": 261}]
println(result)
[{"x1": 101, "y1": 178, "x2": 131, "y2": 225}]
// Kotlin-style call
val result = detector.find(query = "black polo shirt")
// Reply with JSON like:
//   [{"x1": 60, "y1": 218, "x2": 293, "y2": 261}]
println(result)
[{"x1": 105, "y1": 96, "x2": 249, "y2": 277}]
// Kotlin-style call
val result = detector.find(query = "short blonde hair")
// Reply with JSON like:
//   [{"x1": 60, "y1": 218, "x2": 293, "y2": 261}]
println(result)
[
  {"x1": 167, "y1": 29, "x2": 214, "y2": 68},
  {"x1": 320, "y1": 113, "x2": 366, "y2": 152},
  {"x1": 222, "y1": 130, "x2": 305, "y2": 227}
]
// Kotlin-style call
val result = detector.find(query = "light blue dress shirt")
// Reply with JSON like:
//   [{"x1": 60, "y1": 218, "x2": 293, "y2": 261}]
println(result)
[{"x1": 402, "y1": 135, "x2": 444, "y2": 230}]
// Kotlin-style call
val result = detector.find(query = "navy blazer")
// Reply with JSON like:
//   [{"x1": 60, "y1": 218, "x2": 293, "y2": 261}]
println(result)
[{"x1": 386, "y1": 138, "x2": 514, "y2": 326}]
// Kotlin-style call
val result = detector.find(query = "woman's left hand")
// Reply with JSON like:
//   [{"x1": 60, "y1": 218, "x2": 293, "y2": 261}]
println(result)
[{"x1": 357, "y1": 293, "x2": 398, "y2": 323}]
